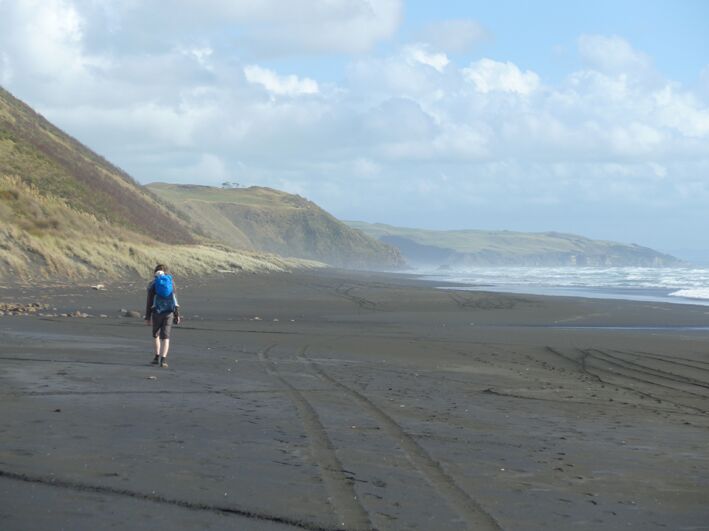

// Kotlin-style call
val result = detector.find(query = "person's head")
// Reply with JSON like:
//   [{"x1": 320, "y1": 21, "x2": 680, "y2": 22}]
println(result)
[{"x1": 154, "y1": 264, "x2": 168, "y2": 275}]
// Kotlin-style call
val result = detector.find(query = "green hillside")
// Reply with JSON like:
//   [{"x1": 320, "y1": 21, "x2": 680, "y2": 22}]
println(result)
[
  {"x1": 0, "y1": 86, "x2": 196, "y2": 244},
  {"x1": 0, "y1": 86, "x2": 316, "y2": 280},
  {"x1": 148, "y1": 183, "x2": 406, "y2": 269},
  {"x1": 347, "y1": 221, "x2": 683, "y2": 267}
]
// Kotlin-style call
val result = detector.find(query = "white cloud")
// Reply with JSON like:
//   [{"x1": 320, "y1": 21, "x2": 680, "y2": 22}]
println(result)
[
  {"x1": 404, "y1": 44, "x2": 449, "y2": 73},
  {"x1": 240, "y1": 0, "x2": 403, "y2": 54},
  {"x1": 700, "y1": 66, "x2": 709, "y2": 96},
  {"x1": 76, "y1": 0, "x2": 403, "y2": 55},
  {"x1": 244, "y1": 65, "x2": 319, "y2": 96},
  {"x1": 44, "y1": 100, "x2": 207, "y2": 148},
  {"x1": 0, "y1": 52, "x2": 12, "y2": 84},
  {"x1": 578, "y1": 34, "x2": 652, "y2": 74},
  {"x1": 462, "y1": 58, "x2": 540, "y2": 94},
  {"x1": 652, "y1": 84, "x2": 709, "y2": 137},
  {"x1": 9, "y1": 0, "x2": 86, "y2": 76},
  {"x1": 351, "y1": 157, "x2": 381, "y2": 178},
  {"x1": 0, "y1": 0, "x2": 111, "y2": 104},
  {"x1": 432, "y1": 123, "x2": 490, "y2": 160},
  {"x1": 347, "y1": 54, "x2": 438, "y2": 99},
  {"x1": 418, "y1": 19, "x2": 489, "y2": 53},
  {"x1": 608, "y1": 123, "x2": 664, "y2": 157},
  {"x1": 177, "y1": 46, "x2": 214, "y2": 69},
  {"x1": 165, "y1": 153, "x2": 231, "y2": 184}
]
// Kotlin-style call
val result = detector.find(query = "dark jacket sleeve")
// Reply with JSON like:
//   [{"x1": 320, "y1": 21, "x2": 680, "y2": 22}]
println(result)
[{"x1": 144, "y1": 282, "x2": 155, "y2": 320}]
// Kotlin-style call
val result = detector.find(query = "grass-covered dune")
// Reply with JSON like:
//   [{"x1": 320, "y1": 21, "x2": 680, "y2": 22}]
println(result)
[
  {"x1": 148, "y1": 183, "x2": 405, "y2": 270},
  {"x1": 0, "y1": 86, "x2": 195, "y2": 244},
  {"x1": 0, "y1": 87, "x2": 318, "y2": 281},
  {"x1": 347, "y1": 221, "x2": 683, "y2": 267},
  {"x1": 0, "y1": 175, "x2": 317, "y2": 282}
]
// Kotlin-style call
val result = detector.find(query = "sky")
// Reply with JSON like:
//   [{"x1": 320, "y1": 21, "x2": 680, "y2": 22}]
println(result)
[{"x1": 1, "y1": 0, "x2": 708, "y2": 258}]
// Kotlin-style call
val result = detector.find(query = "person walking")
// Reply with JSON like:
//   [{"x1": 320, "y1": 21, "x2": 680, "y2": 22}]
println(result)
[{"x1": 144, "y1": 264, "x2": 180, "y2": 368}]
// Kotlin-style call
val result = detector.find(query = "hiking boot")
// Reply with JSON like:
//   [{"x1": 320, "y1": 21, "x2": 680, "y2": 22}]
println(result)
[
  {"x1": 159, "y1": 357, "x2": 168, "y2": 368},
  {"x1": 151, "y1": 355, "x2": 159, "y2": 365}
]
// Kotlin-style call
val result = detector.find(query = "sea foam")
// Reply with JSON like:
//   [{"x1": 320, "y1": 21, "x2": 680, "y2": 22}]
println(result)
[
  {"x1": 669, "y1": 288, "x2": 709, "y2": 300},
  {"x1": 424, "y1": 266, "x2": 709, "y2": 305}
]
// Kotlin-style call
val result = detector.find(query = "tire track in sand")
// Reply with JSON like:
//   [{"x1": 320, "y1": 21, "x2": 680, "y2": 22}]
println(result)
[
  {"x1": 612, "y1": 349, "x2": 709, "y2": 370},
  {"x1": 0, "y1": 469, "x2": 338, "y2": 531},
  {"x1": 334, "y1": 283, "x2": 378, "y2": 311},
  {"x1": 545, "y1": 347, "x2": 707, "y2": 415},
  {"x1": 587, "y1": 349, "x2": 709, "y2": 395},
  {"x1": 300, "y1": 355, "x2": 502, "y2": 531},
  {"x1": 607, "y1": 349, "x2": 709, "y2": 379},
  {"x1": 258, "y1": 345, "x2": 372, "y2": 531}
]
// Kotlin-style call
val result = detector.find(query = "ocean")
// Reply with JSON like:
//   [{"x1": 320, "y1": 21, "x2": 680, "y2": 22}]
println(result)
[{"x1": 420, "y1": 266, "x2": 709, "y2": 306}]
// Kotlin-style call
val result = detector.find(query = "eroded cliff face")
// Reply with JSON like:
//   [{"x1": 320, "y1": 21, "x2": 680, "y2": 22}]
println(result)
[{"x1": 148, "y1": 184, "x2": 406, "y2": 270}]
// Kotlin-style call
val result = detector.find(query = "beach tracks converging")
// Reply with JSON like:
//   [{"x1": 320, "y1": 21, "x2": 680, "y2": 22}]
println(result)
[
  {"x1": 259, "y1": 345, "x2": 373, "y2": 530},
  {"x1": 545, "y1": 346, "x2": 709, "y2": 416},
  {"x1": 258, "y1": 344, "x2": 502, "y2": 531}
]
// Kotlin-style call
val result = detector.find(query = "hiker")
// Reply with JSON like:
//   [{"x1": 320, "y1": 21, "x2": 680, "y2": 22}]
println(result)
[{"x1": 144, "y1": 264, "x2": 180, "y2": 368}]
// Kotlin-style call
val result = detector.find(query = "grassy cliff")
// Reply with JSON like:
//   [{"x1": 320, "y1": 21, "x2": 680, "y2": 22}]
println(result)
[
  {"x1": 0, "y1": 175, "x2": 315, "y2": 281},
  {"x1": 148, "y1": 183, "x2": 405, "y2": 269},
  {"x1": 0, "y1": 87, "x2": 317, "y2": 280},
  {"x1": 0, "y1": 86, "x2": 197, "y2": 244},
  {"x1": 347, "y1": 222, "x2": 683, "y2": 267}
]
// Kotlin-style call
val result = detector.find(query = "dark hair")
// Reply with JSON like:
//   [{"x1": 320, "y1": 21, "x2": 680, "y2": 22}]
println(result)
[{"x1": 154, "y1": 264, "x2": 168, "y2": 273}]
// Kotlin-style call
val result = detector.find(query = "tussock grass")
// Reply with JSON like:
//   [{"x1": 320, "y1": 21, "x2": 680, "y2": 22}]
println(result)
[
  {"x1": 0, "y1": 86, "x2": 195, "y2": 244},
  {"x1": 0, "y1": 176, "x2": 320, "y2": 282}
]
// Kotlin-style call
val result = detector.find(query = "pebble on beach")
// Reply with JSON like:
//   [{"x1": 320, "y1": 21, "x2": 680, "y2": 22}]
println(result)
[{"x1": 0, "y1": 302, "x2": 49, "y2": 316}]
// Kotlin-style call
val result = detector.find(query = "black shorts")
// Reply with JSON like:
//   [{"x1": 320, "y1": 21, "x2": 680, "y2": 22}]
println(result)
[{"x1": 151, "y1": 312, "x2": 173, "y2": 340}]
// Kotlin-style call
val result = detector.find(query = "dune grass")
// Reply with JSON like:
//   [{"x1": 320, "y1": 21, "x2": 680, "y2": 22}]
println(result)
[
  {"x1": 0, "y1": 86, "x2": 195, "y2": 244},
  {"x1": 0, "y1": 176, "x2": 320, "y2": 282}
]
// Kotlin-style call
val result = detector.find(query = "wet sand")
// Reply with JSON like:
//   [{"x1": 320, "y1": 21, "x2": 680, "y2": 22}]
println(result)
[{"x1": 1, "y1": 269, "x2": 708, "y2": 530}]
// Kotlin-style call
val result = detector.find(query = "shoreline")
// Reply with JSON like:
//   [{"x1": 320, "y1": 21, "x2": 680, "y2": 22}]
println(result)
[
  {"x1": 368, "y1": 268, "x2": 709, "y2": 313},
  {"x1": 413, "y1": 266, "x2": 709, "y2": 308},
  {"x1": 436, "y1": 283, "x2": 709, "y2": 307}
]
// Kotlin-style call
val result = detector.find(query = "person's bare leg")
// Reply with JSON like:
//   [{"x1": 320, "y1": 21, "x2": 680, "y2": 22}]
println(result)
[
  {"x1": 160, "y1": 339, "x2": 170, "y2": 358},
  {"x1": 150, "y1": 336, "x2": 161, "y2": 364}
]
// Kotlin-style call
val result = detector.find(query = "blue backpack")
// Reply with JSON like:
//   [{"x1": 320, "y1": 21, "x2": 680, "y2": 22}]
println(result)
[{"x1": 153, "y1": 274, "x2": 176, "y2": 314}]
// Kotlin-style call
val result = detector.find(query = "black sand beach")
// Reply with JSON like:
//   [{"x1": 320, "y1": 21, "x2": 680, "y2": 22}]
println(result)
[{"x1": 1, "y1": 270, "x2": 708, "y2": 530}]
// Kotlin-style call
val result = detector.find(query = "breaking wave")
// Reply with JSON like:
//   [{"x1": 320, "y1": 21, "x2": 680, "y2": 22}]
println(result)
[
  {"x1": 422, "y1": 266, "x2": 709, "y2": 305},
  {"x1": 669, "y1": 288, "x2": 709, "y2": 300}
]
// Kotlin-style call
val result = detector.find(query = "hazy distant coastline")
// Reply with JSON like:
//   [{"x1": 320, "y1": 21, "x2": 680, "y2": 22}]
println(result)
[{"x1": 348, "y1": 221, "x2": 684, "y2": 269}]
